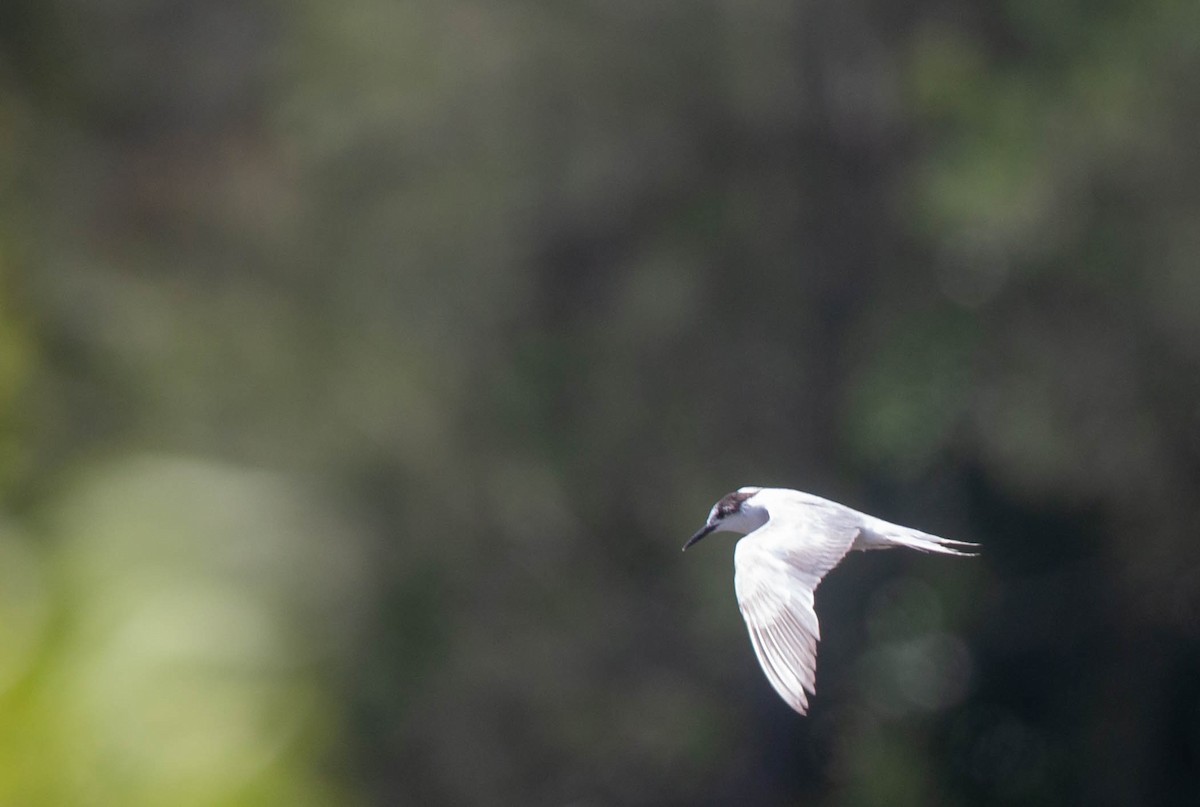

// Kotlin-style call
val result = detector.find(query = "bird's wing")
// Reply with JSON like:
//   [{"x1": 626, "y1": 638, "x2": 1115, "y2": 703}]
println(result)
[{"x1": 733, "y1": 517, "x2": 860, "y2": 714}]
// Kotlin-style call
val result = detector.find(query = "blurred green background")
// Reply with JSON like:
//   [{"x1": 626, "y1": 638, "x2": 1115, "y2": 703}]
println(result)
[{"x1": 1, "y1": 0, "x2": 1199, "y2": 805}]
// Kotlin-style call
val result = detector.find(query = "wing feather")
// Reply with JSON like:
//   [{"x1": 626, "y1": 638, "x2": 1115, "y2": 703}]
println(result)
[{"x1": 734, "y1": 518, "x2": 860, "y2": 714}]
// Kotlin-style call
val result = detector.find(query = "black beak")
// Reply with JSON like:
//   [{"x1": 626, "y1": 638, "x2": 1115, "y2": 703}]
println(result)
[{"x1": 683, "y1": 523, "x2": 717, "y2": 551}]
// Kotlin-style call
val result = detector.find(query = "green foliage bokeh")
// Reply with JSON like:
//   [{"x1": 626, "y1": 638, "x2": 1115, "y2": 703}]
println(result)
[{"x1": 1, "y1": 0, "x2": 1199, "y2": 804}]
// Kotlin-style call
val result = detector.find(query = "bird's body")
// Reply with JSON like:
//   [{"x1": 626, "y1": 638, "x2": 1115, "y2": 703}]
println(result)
[{"x1": 684, "y1": 487, "x2": 976, "y2": 714}]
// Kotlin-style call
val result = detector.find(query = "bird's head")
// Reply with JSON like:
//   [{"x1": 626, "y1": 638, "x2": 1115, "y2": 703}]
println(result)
[{"x1": 683, "y1": 486, "x2": 768, "y2": 550}]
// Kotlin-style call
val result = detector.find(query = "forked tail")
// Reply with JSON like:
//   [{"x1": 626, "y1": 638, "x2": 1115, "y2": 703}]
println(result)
[{"x1": 859, "y1": 519, "x2": 979, "y2": 556}]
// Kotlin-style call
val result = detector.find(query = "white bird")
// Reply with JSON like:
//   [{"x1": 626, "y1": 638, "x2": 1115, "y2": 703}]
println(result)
[{"x1": 684, "y1": 486, "x2": 976, "y2": 714}]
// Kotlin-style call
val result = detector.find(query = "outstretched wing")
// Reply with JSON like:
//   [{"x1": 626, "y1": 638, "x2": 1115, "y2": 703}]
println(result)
[{"x1": 733, "y1": 518, "x2": 860, "y2": 714}]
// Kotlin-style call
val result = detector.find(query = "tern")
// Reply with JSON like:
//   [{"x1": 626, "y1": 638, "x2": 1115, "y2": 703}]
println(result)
[{"x1": 684, "y1": 486, "x2": 976, "y2": 714}]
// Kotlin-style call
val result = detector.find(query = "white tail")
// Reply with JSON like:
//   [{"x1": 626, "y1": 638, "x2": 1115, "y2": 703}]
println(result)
[{"x1": 858, "y1": 519, "x2": 979, "y2": 556}]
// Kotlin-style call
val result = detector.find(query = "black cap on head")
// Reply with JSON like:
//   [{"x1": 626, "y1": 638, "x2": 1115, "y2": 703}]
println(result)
[
  {"x1": 715, "y1": 489, "x2": 755, "y2": 518},
  {"x1": 682, "y1": 488, "x2": 758, "y2": 550}
]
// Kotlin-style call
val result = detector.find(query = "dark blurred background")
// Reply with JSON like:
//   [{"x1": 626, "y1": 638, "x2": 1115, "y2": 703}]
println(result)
[{"x1": 1, "y1": 0, "x2": 1199, "y2": 805}]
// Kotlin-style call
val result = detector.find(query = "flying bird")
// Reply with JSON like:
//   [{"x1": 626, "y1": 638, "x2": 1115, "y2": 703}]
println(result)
[{"x1": 684, "y1": 486, "x2": 976, "y2": 714}]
